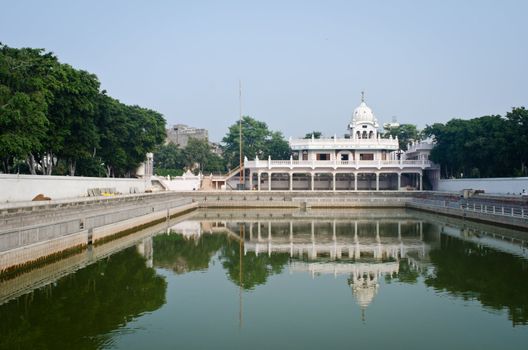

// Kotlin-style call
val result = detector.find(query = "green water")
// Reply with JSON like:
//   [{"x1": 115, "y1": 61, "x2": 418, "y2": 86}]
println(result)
[{"x1": 1, "y1": 209, "x2": 528, "y2": 349}]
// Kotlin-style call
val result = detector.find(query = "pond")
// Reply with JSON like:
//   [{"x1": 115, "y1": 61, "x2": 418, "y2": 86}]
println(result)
[{"x1": 1, "y1": 208, "x2": 527, "y2": 349}]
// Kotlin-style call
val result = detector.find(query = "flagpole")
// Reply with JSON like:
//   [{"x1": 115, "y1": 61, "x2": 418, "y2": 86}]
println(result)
[{"x1": 239, "y1": 80, "x2": 244, "y2": 186}]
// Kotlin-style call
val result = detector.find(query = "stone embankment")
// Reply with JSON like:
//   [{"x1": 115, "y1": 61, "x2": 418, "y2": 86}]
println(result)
[
  {"x1": 0, "y1": 192, "x2": 196, "y2": 275},
  {"x1": 186, "y1": 191, "x2": 528, "y2": 230}
]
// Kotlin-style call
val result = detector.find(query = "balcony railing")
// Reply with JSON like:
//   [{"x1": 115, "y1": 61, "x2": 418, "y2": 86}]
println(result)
[{"x1": 244, "y1": 158, "x2": 432, "y2": 170}]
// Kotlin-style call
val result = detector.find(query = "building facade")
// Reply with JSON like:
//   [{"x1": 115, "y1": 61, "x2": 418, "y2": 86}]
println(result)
[
  {"x1": 166, "y1": 124, "x2": 208, "y2": 147},
  {"x1": 243, "y1": 95, "x2": 436, "y2": 191}
]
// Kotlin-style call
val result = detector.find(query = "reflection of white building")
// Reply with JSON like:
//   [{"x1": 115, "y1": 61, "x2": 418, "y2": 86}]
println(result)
[
  {"x1": 243, "y1": 93, "x2": 436, "y2": 191},
  {"x1": 169, "y1": 221, "x2": 202, "y2": 238},
  {"x1": 240, "y1": 218, "x2": 430, "y2": 319},
  {"x1": 290, "y1": 261, "x2": 399, "y2": 317},
  {"x1": 242, "y1": 220, "x2": 428, "y2": 260}
]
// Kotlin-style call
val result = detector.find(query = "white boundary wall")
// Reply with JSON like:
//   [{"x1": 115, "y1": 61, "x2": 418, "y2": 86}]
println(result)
[
  {"x1": 0, "y1": 174, "x2": 150, "y2": 202},
  {"x1": 438, "y1": 177, "x2": 528, "y2": 195}
]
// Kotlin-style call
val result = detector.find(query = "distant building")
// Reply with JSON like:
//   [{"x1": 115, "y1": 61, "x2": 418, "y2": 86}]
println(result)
[{"x1": 166, "y1": 124, "x2": 208, "y2": 147}]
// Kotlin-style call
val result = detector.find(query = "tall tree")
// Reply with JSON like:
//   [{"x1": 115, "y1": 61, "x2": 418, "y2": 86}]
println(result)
[
  {"x1": 268, "y1": 131, "x2": 290, "y2": 160},
  {"x1": 505, "y1": 107, "x2": 528, "y2": 176},
  {"x1": 183, "y1": 138, "x2": 212, "y2": 172},
  {"x1": 222, "y1": 116, "x2": 291, "y2": 168},
  {"x1": 95, "y1": 93, "x2": 129, "y2": 177},
  {"x1": 425, "y1": 114, "x2": 516, "y2": 178},
  {"x1": 47, "y1": 64, "x2": 100, "y2": 175},
  {"x1": 383, "y1": 123, "x2": 421, "y2": 150},
  {"x1": 0, "y1": 44, "x2": 54, "y2": 173},
  {"x1": 121, "y1": 105, "x2": 166, "y2": 176},
  {"x1": 154, "y1": 143, "x2": 185, "y2": 173}
]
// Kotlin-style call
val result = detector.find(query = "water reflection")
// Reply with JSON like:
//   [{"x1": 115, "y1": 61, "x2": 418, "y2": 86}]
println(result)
[
  {"x1": 425, "y1": 234, "x2": 528, "y2": 326},
  {"x1": 1, "y1": 208, "x2": 528, "y2": 350},
  {"x1": 0, "y1": 248, "x2": 166, "y2": 349},
  {"x1": 170, "y1": 214, "x2": 435, "y2": 315},
  {"x1": 159, "y1": 210, "x2": 528, "y2": 326}
]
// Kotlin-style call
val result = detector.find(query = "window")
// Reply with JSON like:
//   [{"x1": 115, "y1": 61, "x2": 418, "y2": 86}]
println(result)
[
  {"x1": 341, "y1": 154, "x2": 349, "y2": 161},
  {"x1": 360, "y1": 153, "x2": 374, "y2": 160},
  {"x1": 317, "y1": 153, "x2": 330, "y2": 160}
]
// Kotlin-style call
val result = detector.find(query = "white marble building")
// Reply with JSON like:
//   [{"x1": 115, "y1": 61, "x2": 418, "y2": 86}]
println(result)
[{"x1": 244, "y1": 94, "x2": 436, "y2": 191}]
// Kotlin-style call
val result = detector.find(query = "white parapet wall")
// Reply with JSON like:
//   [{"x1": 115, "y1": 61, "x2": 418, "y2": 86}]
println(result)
[
  {"x1": 158, "y1": 171, "x2": 202, "y2": 191},
  {"x1": 438, "y1": 177, "x2": 528, "y2": 195},
  {"x1": 0, "y1": 174, "x2": 151, "y2": 203}
]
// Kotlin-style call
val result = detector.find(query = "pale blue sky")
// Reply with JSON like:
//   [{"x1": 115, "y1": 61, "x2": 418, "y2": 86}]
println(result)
[{"x1": 1, "y1": 0, "x2": 527, "y2": 141}]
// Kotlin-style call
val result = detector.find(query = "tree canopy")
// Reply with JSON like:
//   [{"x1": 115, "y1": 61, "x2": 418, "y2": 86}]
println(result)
[
  {"x1": 154, "y1": 138, "x2": 226, "y2": 176},
  {"x1": 383, "y1": 123, "x2": 421, "y2": 150},
  {"x1": 222, "y1": 116, "x2": 290, "y2": 168},
  {"x1": 0, "y1": 43, "x2": 166, "y2": 176},
  {"x1": 303, "y1": 131, "x2": 322, "y2": 139},
  {"x1": 424, "y1": 108, "x2": 527, "y2": 178}
]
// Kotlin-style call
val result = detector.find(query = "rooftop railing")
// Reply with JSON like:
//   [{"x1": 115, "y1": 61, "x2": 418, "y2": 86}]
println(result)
[{"x1": 289, "y1": 137, "x2": 399, "y2": 150}]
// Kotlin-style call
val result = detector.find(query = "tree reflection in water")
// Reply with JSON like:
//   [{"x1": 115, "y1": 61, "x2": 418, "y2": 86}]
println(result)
[
  {"x1": 159, "y1": 220, "x2": 528, "y2": 326},
  {"x1": 425, "y1": 235, "x2": 528, "y2": 326},
  {"x1": 0, "y1": 248, "x2": 167, "y2": 350},
  {"x1": 153, "y1": 232, "x2": 226, "y2": 274},
  {"x1": 152, "y1": 230, "x2": 289, "y2": 290}
]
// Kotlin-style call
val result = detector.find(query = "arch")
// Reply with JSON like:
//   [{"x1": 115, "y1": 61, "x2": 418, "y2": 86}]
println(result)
[
  {"x1": 362, "y1": 131, "x2": 367, "y2": 139},
  {"x1": 356, "y1": 131, "x2": 361, "y2": 139},
  {"x1": 369, "y1": 131, "x2": 374, "y2": 139}
]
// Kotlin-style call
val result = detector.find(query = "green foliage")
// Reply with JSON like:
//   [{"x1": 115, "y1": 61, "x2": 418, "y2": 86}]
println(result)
[
  {"x1": 183, "y1": 138, "x2": 226, "y2": 174},
  {"x1": 0, "y1": 44, "x2": 53, "y2": 172},
  {"x1": 0, "y1": 247, "x2": 166, "y2": 349},
  {"x1": 0, "y1": 43, "x2": 167, "y2": 176},
  {"x1": 220, "y1": 237, "x2": 290, "y2": 290},
  {"x1": 222, "y1": 116, "x2": 291, "y2": 167},
  {"x1": 303, "y1": 131, "x2": 322, "y2": 139},
  {"x1": 383, "y1": 123, "x2": 421, "y2": 151},
  {"x1": 154, "y1": 139, "x2": 226, "y2": 175},
  {"x1": 46, "y1": 64, "x2": 101, "y2": 175},
  {"x1": 155, "y1": 143, "x2": 184, "y2": 170},
  {"x1": 119, "y1": 104, "x2": 166, "y2": 176},
  {"x1": 153, "y1": 229, "x2": 290, "y2": 290},
  {"x1": 267, "y1": 131, "x2": 291, "y2": 160},
  {"x1": 153, "y1": 232, "x2": 227, "y2": 273},
  {"x1": 425, "y1": 235, "x2": 528, "y2": 325},
  {"x1": 424, "y1": 110, "x2": 525, "y2": 178}
]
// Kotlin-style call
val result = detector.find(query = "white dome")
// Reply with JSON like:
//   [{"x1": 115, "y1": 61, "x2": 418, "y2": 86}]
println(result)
[{"x1": 352, "y1": 101, "x2": 376, "y2": 123}]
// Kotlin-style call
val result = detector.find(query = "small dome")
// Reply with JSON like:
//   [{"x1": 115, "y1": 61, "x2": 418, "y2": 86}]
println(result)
[{"x1": 353, "y1": 101, "x2": 376, "y2": 123}]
